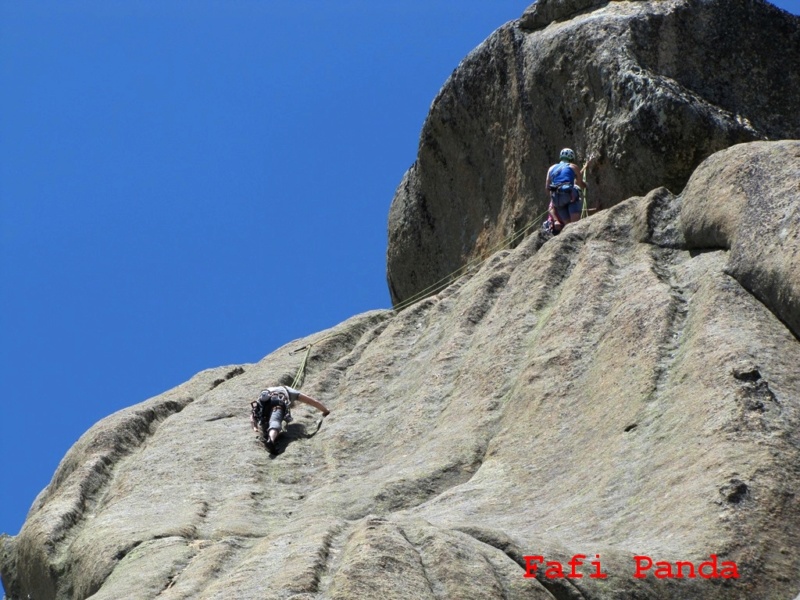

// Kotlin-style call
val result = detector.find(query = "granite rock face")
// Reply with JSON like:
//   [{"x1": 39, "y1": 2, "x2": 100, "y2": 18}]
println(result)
[
  {"x1": 519, "y1": 0, "x2": 611, "y2": 30},
  {"x1": 681, "y1": 140, "x2": 800, "y2": 338},
  {"x1": 2, "y1": 141, "x2": 799, "y2": 599},
  {"x1": 386, "y1": 0, "x2": 800, "y2": 304}
]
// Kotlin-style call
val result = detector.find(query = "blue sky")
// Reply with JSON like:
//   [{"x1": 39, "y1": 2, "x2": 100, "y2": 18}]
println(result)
[
  {"x1": 0, "y1": 0, "x2": 536, "y2": 541},
  {"x1": 1, "y1": 0, "x2": 798, "y2": 546}
]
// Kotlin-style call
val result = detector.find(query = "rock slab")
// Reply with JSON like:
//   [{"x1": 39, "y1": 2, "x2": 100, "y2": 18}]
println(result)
[
  {"x1": 386, "y1": 0, "x2": 800, "y2": 304},
  {"x1": 2, "y1": 141, "x2": 800, "y2": 599}
]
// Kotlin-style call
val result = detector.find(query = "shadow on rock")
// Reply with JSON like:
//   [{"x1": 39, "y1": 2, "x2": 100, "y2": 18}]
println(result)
[{"x1": 260, "y1": 419, "x2": 324, "y2": 457}]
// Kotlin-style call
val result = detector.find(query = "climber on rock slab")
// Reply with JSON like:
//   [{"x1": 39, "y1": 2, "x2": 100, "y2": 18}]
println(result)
[{"x1": 250, "y1": 385, "x2": 330, "y2": 453}]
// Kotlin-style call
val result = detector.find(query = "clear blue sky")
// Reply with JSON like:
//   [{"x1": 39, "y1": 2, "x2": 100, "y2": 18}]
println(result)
[
  {"x1": 0, "y1": 0, "x2": 536, "y2": 541},
  {"x1": 1, "y1": 0, "x2": 798, "y2": 545}
]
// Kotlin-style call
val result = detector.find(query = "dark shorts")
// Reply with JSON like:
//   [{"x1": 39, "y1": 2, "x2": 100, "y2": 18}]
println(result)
[{"x1": 555, "y1": 200, "x2": 582, "y2": 224}]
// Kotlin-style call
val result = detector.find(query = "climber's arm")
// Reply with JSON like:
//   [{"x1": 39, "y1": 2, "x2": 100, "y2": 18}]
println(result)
[{"x1": 297, "y1": 393, "x2": 330, "y2": 417}]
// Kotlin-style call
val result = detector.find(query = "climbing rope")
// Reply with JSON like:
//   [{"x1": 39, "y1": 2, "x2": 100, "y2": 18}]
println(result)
[
  {"x1": 580, "y1": 153, "x2": 597, "y2": 219},
  {"x1": 288, "y1": 331, "x2": 346, "y2": 389},
  {"x1": 285, "y1": 155, "x2": 601, "y2": 397},
  {"x1": 290, "y1": 343, "x2": 313, "y2": 389},
  {"x1": 391, "y1": 208, "x2": 549, "y2": 313},
  {"x1": 288, "y1": 185, "x2": 592, "y2": 384},
  {"x1": 393, "y1": 153, "x2": 600, "y2": 313}
]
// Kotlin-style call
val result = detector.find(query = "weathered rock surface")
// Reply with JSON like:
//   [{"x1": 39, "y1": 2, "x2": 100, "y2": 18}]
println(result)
[
  {"x1": 387, "y1": 0, "x2": 800, "y2": 304},
  {"x1": 2, "y1": 141, "x2": 799, "y2": 599},
  {"x1": 519, "y1": 0, "x2": 609, "y2": 30},
  {"x1": 681, "y1": 140, "x2": 800, "y2": 338}
]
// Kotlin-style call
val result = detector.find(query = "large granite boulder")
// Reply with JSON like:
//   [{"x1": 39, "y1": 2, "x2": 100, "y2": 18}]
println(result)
[
  {"x1": 680, "y1": 140, "x2": 800, "y2": 337},
  {"x1": 2, "y1": 141, "x2": 799, "y2": 599},
  {"x1": 386, "y1": 0, "x2": 800, "y2": 304}
]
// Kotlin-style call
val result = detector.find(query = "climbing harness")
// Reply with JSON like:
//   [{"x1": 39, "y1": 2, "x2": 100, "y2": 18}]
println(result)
[
  {"x1": 252, "y1": 387, "x2": 293, "y2": 430},
  {"x1": 548, "y1": 162, "x2": 579, "y2": 208}
]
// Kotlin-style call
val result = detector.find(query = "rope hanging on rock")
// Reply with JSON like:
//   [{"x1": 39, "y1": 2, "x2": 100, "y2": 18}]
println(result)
[
  {"x1": 288, "y1": 331, "x2": 343, "y2": 389},
  {"x1": 290, "y1": 176, "x2": 599, "y2": 381},
  {"x1": 580, "y1": 153, "x2": 597, "y2": 220},
  {"x1": 392, "y1": 208, "x2": 550, "y2": 313},
  {"x1": 289, "y1": 207, "x2": 546, "y2": 379},
  {"x1": 290, "y1": 344, "x2": 313, "y2": 389}
]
